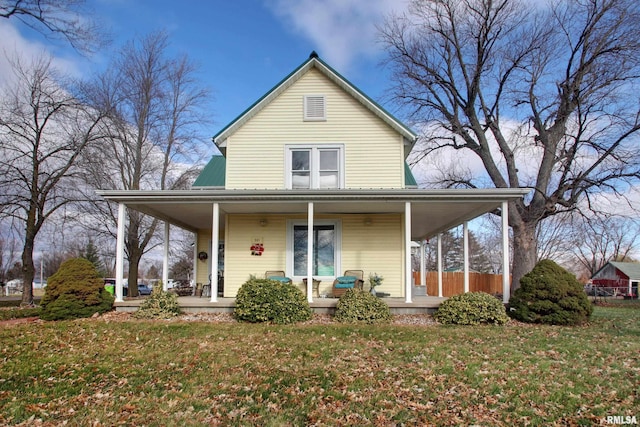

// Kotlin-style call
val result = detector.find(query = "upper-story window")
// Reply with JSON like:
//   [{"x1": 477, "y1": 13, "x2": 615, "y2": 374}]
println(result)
[
  {"x1": 286, "y1": 145, "x2": 344, "y2": 189},
  {"x1": 304, "y1": 95, "x2": 326, "y2": 121}
]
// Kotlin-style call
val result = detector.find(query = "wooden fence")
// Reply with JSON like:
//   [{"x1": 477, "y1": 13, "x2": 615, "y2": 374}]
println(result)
[{"x1": 413, "y1": 272, "x2": 508, "y2": 297}]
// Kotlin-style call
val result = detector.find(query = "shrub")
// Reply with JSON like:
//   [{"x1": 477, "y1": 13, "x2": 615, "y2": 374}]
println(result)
[
  {"x1": 133, "y1": 283, "x2": 181, "y2": 319},
  {"x1": 40, "y1": 258, "x2": 114, "y2": 321},
  {"x1": 434, "y1": 292, "x2": 509, "y2": 325},
  {"x1": 334, "y1": 289, "x2": 391, "y2": 324},
  {"x1": 509, "y1": 259, "x2": 593, "y2": 325},
  {"x1": 234, "y1": 278, "x2": 312, "y2": 324}
]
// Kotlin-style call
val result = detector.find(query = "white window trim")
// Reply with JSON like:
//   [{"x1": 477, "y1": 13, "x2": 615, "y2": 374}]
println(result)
[
  {"x1": 207, "y1": 240, "x2": 225, "y2": 277},
  {"x1": 303, "y1": 95, "x2": 326, "y2": 121},
  {"x1": 286, "y1": 219, "x2": 341, "y2": 281},
  {"x1": 284, "y1": 144, "x2": 345, "y2": 189}
]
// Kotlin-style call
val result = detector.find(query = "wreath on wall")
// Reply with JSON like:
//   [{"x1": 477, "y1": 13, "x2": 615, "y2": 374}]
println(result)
[{"x1": 198, "y1": 251, "x2": 208, "y2": 261}]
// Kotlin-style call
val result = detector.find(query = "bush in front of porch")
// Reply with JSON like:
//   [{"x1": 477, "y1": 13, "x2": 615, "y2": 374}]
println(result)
[
  {"x1": 133, "y1": 284, "x2": 181, "y2": 319},
  {"x1": 234, "y1": 278, "x2": 312, "y2": 324},
  {"x1": 334, "y1": 289, "x2": 391, "y2": 324},
  {"x1": 434, "y1": 291, "x2": 509, "y2": 325}
]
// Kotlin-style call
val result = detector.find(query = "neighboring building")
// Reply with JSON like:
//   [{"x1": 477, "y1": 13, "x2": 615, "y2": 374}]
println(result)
[
  {"x1": 591, "y1": 261, "x2": 640, "y2": 297},
  {"x1": 33, "y1": 279, "x2": 47, "y2": 289},
  {"x1": 99, "y1": 52, "x2": 528, "y2": 303}
]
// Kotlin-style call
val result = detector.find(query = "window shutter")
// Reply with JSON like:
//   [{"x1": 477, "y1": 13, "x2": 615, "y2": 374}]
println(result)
[{"x1": 304, "y1": 95, "x2": 326, "y2": 121}]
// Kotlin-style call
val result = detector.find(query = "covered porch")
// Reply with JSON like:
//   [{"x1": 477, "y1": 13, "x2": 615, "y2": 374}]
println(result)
[{"x1": 98, "y1": 188, "x2": 530, "y2": 309}]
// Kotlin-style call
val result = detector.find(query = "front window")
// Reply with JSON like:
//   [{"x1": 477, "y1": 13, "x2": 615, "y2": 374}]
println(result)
[
  {"x1": 319, "y1": 149, "x2": 338, "y2": 188},
  {"x1": 286, "y1": 145, "x2": 343, "y2": 189},
  {"x1": 291, "y1": 150, "x2": 311, "y2": 189},
  {"x1": 288, "y1": 220, "x2": 341, "y2": 279},
  {"x1": 294, "y1": 225, "x2": 335, "y2": 276}
]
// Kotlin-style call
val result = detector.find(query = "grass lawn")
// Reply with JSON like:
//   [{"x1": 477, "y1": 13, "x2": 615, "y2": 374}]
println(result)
[{"x1": 0, "y1": 303, "x2": 638, "y2": 426}]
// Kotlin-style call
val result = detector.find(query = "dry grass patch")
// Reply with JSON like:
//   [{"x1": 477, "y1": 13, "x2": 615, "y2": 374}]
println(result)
[{"x1": 0, "y1": 306, "x2": 637, "y2": 425}]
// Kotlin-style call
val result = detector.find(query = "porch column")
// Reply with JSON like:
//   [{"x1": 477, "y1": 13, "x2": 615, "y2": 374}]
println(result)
[
  {"x1": 306, "y1": 202, "x2": 314, "y2": 303},
  {"x1": 162, "y1": 222, "x2": 169, "y2": 291},
  {"x1": 463, "y1": 221, "x2": 469, "y2": 293},
  {"x1": 115, "y1": 203, "x2": 126, "y2": 302},
  {"x1": 192, "y1": 232, "x2": 198, "y2": 292},
  {"x1": 629, "y1": 279, "x2": 632, "y2": 296},
  {"x1": 502, "y1": 201, "x2": 510, "y2": 304},
  {"x1": 437, "y1": 233, "x2": 443, "y2": 297},
  {"x1": 210, "y1": 202, "x2": 219, "y2": 302},
  {"x1": 405, "y1": 202, "x2": 412, "y2": 303},
  {"x1": 420, "y1": 239, "x2": 426, "y2": 290}
]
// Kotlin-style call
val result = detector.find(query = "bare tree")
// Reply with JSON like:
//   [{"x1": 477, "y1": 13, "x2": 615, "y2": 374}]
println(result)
[
  {"x1": 0, "y1": 54, "x2": 107, "y2": 305},
  {"x1": 421, "y1": 228, "x2": 493, "y2": 272},
  {"x1": 0, "y1": 0, "x2": 104, "y2": 53},
  {"x1": 83, "y1": 31, "x2": 210, "y2": 297},
  {"x1": 535, "y1": 214, "x2": 575, "y2": 265},
  {"x1": 0, "y1": 225, "x2": 20, "y2": 284},
  {"x1": 381, "y1": 0, "x2": 640, "y2": 289},
  {"x1": 170, "y1": 237, "x2": 195, "y2": 284},
  {"x1": 570, "y1": 215, "x2": 639, "y2": 277}
]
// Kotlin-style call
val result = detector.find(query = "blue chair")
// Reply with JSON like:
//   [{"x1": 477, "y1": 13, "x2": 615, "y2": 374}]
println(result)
[
  {"x1": 265, "y1": 270, "x2": 292, "y2": 284},
  {"x1": 332, "y1": 270, "x2": 364, "y2": 297}
]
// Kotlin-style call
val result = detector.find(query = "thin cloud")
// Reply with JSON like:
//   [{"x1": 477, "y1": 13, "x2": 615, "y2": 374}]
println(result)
[
  {"x1": 266, "y1": 0, "x2": 407, "y2": 72},
  {"x1": 0, "y1": 21, "x2": 83, "y2": 86}
]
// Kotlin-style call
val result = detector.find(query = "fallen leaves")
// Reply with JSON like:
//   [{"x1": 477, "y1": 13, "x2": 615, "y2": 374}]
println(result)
[{"x1": 0, "y1": 307, "x2": 638, "y2": 425}]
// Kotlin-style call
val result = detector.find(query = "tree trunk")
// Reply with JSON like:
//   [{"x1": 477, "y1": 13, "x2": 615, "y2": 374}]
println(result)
[
  {"x1": 127, "y1": 255, "x2": 140, "y2": 297},
  {"x1": 511, "y1": 220, "x2": 538, "y2": 293},
  {"x1": 20, "y1": 235, "x2": 35, "y2": 306}
]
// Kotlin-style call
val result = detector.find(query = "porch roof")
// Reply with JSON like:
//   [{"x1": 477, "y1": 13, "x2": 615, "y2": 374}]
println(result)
[{"x1": 97, "y1": 188, "x2": 530, "y2": 239}]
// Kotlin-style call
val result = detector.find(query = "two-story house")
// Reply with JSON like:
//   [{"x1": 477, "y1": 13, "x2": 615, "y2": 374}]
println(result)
[{"x1": 99, "y1": 52, "x2": 528, "y2": 305}]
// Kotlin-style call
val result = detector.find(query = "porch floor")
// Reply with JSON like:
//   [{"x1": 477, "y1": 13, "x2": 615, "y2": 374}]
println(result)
[{"x1": 114, "y1": 296, "x2": 446, "y2": 315}]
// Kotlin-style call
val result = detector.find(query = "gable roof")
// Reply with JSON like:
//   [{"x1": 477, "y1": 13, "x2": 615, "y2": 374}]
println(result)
[
  {"x1": 212, "y1": 52, "x2": 417, "y2": 151},
  {"x1": 608, "y1": 261, "x2": 640, "y2": 280}
]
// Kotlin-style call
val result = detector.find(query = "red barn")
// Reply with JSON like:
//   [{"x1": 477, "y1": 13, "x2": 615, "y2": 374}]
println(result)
[{"x1": 590, "y1": 261, "x2": 640, "y2": 298}]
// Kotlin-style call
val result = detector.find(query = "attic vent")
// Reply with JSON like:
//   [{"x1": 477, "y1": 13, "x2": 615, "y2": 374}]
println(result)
[{"x1": 304, "y1": 95, "x2": 326, "y2": 121}]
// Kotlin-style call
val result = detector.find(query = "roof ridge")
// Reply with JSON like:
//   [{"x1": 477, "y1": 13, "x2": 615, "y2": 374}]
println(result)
[{"x1": 211, "y1": 53, "x2": 417, "y2": 146}]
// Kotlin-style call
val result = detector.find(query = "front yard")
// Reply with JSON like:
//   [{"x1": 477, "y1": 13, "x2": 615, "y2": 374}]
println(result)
[{"x1": 0, "y1": 302, "x2": 638, "y2": 426}]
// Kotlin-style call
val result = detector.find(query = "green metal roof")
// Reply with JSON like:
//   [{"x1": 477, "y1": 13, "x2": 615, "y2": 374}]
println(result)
[
  {"x1": 193, "y1": 157, "x2": 416, "y2": 189},
  {"x1": 405, "y1": 162, "x2": 418, "y2": 187},
  {"x1": 192, "y1": 155, "x2": 226, "y2": 187}
]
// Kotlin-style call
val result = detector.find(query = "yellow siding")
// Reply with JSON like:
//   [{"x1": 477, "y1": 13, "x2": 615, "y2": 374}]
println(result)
[
  {"x1": 219, "y1": 213, "x2": 406, "y2": 298},
  {"x1": 225, "y1": 68, "x2": 405, "y2": 190},
  {"x1": 195, "y1": 229, "x2": 211, "y2": 286},
  {"x1": 224, "y1": 214, "x2": 289, "y2": 297},
  {"x1": 341, "y1": 214, "x2": 405, "y2": 297}
]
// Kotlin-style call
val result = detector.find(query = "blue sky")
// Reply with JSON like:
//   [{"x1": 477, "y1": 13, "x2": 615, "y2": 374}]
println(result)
[{"x1": 0, "y1": 0, "x2": 409, "y2": 140}]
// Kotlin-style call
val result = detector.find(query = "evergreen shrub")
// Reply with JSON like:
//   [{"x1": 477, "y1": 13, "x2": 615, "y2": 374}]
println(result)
[
  {"x1": 234, "y1": 278, "x2": 312, "y2": 324},
  {"x1": 435, "y1": 292, "x2": 509, "y2": 325},
  {"x1": 334, "y1": 289, "x2": 391, "y2": 324},
  {"x1": 133, "y1": 282, "x2": 181, "y2": 319},
  {"x1": 40, "y1": 258, "x2": 114, "y2": 321},
  {"x1": 509, "y1": 259, "x2": 593, "y2": 325}
]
